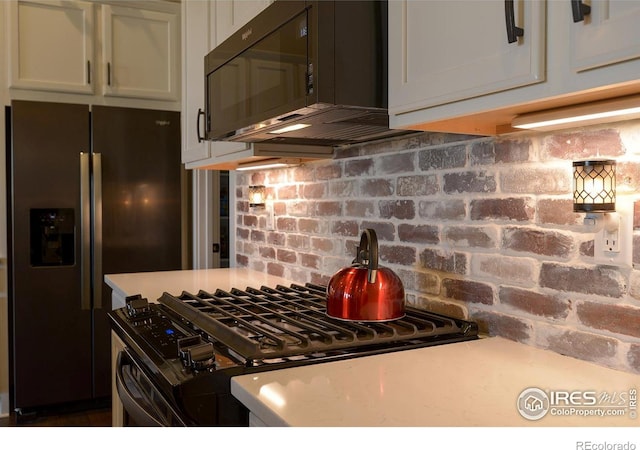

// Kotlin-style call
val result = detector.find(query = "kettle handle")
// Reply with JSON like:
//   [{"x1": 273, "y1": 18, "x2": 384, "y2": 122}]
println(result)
[{"x1": 357, "y1": 229, "x2": 379, "y2": 284}]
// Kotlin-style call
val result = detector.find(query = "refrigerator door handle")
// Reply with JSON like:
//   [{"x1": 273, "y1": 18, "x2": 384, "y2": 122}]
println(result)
[
  {"x1": 80, "y1": 153, "x2": 91, "y2": 310},
  {"x1": 93, "y1": 153, "x2": 103, "y2": 310}
]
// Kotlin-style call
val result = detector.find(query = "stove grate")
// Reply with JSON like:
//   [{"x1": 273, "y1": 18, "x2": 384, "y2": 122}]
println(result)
[{"x1": 159, "y1": 283, "x2": 477, "y2": 364}]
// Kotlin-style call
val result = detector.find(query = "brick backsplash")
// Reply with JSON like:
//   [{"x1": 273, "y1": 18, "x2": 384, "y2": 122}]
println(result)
[{"x1": 235, "y1": 121, "x2": 640, "y2": 374}]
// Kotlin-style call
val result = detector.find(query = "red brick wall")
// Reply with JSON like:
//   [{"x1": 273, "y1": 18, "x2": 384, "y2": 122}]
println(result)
[{"x1": 234, "y1": 121, "x2": 640, "y2": 374}]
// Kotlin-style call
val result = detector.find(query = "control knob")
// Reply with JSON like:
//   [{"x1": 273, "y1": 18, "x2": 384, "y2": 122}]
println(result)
[
  {"x1": 178, "y1": 336, "x2": 216, "y2": 371},
  {"x1": 125, "y1": 294, "x2": 150, "y2": 318}
]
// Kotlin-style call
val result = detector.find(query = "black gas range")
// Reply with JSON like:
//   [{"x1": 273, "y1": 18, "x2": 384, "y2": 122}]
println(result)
[{"x1": 108, "y1": 283, "x2": 478, "y2": 426}]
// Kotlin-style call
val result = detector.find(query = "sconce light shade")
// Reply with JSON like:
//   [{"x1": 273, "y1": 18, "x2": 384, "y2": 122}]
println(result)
[
  {"x1": 572, "y1": 160, "x2": 616, "y2": 212},
  {"x1": 249, "y1": 185, "x2": 266, "y2": 208}
]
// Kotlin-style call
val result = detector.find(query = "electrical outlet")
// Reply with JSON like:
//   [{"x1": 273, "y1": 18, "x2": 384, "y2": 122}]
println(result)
[
  {"x1": 602, "y1": 216, "x2": 620, "y2": 253},
  {"x1": 594, "y1": 200, "x2": 633, "y2": 267},
  {"x1": 265, "y1": 201, "x2": 275, "y2": 231}
]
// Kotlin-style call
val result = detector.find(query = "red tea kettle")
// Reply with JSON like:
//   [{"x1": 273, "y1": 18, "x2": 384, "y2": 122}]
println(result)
[{"x1": 327, "y1": 229, "x2": 405, "y2": 322}]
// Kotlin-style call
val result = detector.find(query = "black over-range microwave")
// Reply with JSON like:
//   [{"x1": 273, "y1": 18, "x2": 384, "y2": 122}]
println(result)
[{"x1": 203, "y1": 0, "x2": 410, "y2": 148}]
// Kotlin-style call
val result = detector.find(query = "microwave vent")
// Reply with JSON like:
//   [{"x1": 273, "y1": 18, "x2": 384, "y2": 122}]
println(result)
[{"x1": 333, "y1": 111, "x2": 390, "y2": 127}]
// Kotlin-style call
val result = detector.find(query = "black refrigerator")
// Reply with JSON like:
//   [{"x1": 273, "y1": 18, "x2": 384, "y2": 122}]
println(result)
[{"x1": 7, "y1": 100, "x2": 184, "y2": 415}]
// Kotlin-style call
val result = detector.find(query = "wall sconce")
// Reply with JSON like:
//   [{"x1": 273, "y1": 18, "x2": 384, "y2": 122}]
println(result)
[
  {"x1": 512, "y1": 94, "x2": 640, "y2": 132},
  {"x1": 572, "y1": 160, "x2": 616, "y2": 212},
  {"x1": 249, "y1": 185, "x2": 266, "y2": 209},
  {"x1": 572, "y1": 159, "x2": 632, "y2": 267}
]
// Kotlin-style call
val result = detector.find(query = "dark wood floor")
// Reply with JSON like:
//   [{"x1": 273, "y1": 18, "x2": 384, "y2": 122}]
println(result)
[{"x1": 0, "y1": 405, "x2": 111, "y2": 427}]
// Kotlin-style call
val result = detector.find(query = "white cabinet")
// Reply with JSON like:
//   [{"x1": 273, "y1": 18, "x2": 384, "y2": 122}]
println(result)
[
  {"x1": 8, "y1": 0, "x2": 180, "y2": 104},
  {"x1": 389, "y1": 0, "x2": 640, "y2": 136},
  {"x1": 570, "y1": 0, "x2": 640, "y2": 72},
  {"x1": 8, "y1": 0, "x2": 95, "y2": 94},
  {"x1": 102, "y1": 4, "x2": 179, "y2": 101},
  {"x1": 181, "y1": 0, "x2": 272, "y2": 168},
  {"x1": 389, "y1": 0, "x2": 545, "y2": 112},
  {"x1": 215, "y1": 0, "x2": 271, "y2": 44},
  {"x1": 181, "y1": 0, "x2": 212, "y2": 164}
]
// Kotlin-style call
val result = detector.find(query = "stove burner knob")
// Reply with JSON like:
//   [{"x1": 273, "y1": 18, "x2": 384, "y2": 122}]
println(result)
[
  {"x1": 125, "y1": 295, "x2": 150, "y2": 318},
  {"x1": 178, "y1": 337, "x2": 216, "y2": 371},
  {"x1": 187, "y1": 342, "x2": 216, "y2": 371}
]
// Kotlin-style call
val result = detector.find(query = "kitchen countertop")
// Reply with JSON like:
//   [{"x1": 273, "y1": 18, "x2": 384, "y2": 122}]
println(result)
[
  {"x1": 104, "y1": 268, "x2": 640, "y2": 427},
  {"x1": 231, "y1": 336, "x2": 640, "y2": 427},
  {"x1": 105, "y1": 268, "x2": 294, "y2": 308}
]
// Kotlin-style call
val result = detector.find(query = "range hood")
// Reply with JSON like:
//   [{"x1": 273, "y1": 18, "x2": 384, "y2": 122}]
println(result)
[
  {"x1": 203, "y1": 0, "x2": 413, "y2": 168},
  {"x1": 222, "y1": 104, "x2": 408, "y2": 147}
]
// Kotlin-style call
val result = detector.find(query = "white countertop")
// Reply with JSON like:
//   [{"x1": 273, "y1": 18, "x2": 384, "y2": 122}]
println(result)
[
  {"x1": 231, "y1": 336, "x2": 640, "y2": 427},
  {"x1": 104, "y1": 268, "x2": 640, "y2": 428},
  {"x1": 105, "y1": 268, "x2": 294, "y2": 308}
]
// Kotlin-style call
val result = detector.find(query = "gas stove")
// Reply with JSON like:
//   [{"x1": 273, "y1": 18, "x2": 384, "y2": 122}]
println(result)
[{"x1": 109, "y1": 283, "x2": 478, "y2": 426}]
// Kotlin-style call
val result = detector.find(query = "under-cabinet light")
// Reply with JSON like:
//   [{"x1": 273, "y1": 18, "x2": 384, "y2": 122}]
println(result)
[
  {"x1": 512, "y1": 95, "x2": 640, "y2": 132},
  {"x1": 236, "y1": 158, "x2": 301, "y2": 172},
  {"x1": 268, "y1": 123, "x2": 311, "y2": 134}
]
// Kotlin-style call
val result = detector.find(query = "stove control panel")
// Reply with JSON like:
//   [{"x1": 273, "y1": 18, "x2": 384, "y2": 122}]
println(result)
[
  {"x1": 122, "y1": 295, "x2": 191, "y2": 360},
  {"x1": 117, "y1": 295, "x2": 240, "y2": 372}
]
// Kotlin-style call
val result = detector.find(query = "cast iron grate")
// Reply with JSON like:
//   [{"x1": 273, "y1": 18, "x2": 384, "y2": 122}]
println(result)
[{"x1": 159, "y1": 283, "x2": 478, "y2": 364}]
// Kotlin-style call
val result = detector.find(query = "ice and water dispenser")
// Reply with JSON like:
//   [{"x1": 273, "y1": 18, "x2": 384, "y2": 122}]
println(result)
[{"x1": 30, "y1": 208, "x2": 75, "y2": 266}]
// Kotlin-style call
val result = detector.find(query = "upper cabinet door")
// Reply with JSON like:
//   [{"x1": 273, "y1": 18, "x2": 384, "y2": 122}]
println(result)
[
  {"x1": 389, "y1": 0, "x2": 546, "y2": 115},
  {"x1": 570, "y1": 0, "x2": 640, "y2": 72},
  {"x1": 182, "y1": 0, "x2": 258, "y2": 166},
  {"x1": 102, "y1": 4, "x2": 179, "y2": 101},
  {"x1": 181, "y1": 0, "x2": 211, "y2": 163},
  {"x1": 214, "y1": 0, "x2": 272, "y2": 44},
  {"x1": 9, "y1": 0, "x2": 95, "y2": 94}
]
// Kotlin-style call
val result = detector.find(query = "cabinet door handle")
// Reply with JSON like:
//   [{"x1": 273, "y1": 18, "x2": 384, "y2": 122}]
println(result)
[
  {"x1": 505, "y1": 0, "x2": 524, "y2": 43},
  {"x1": 571, "y1": 0, "x2": 591, "y2": 22},
  {"x1": 197, "y1": 108, "x2": 204, "y2": 143},
  {"x1": 87, "y1": 60, "x2": 91, "y2": 84},
  {"x1": 107, "y1": 62, "x2": 111, "y2": 86}
]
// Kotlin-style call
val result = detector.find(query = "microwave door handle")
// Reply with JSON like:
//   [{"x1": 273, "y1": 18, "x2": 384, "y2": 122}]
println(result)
[
  {"x1": 93, "y1": 153, "x2": 103, "y2": 310},
  {"x1": 80, "y1": 153, "x2": 91, "y2": 310}
]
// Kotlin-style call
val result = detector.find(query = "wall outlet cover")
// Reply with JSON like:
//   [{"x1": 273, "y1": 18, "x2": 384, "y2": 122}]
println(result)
[{"x1": 594, "y1": 201, "x2": 633, "y2": 267}]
